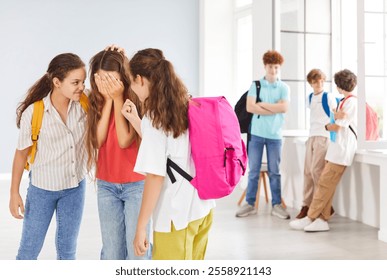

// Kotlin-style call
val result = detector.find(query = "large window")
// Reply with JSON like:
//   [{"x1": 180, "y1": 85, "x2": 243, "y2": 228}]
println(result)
[
  {"x1": 359, "y1": 0, "x2": 387, "y2": 148},
  {"x1": 280, "y1": 0, "x2": 332, "y2": 130}
]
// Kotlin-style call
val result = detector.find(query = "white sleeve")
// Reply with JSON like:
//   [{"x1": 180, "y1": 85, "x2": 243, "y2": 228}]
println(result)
[
  {"x1": 17, "y1": 105, "x2": 33, "y2": 150},
  {"x1": 336, "y1": 98, "x2": 357, "y2": 128},
  {"x1": 134, "y1": 116, "x2": 168, "y2": 176}
]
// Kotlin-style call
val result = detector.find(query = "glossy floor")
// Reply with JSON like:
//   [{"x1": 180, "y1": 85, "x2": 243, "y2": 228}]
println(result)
[{"x1": 1, "y1": 179, "x2": 387, "y2": 260}]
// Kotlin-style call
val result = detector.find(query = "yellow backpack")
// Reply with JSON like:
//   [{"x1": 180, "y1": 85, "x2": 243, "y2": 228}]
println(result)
[{"x1": 25, "y1": 93, "x2": 89, "y2": 170}]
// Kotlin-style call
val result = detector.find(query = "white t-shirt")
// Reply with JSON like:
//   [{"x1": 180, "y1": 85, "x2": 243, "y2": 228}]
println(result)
[
  {"x1": 308, "y1": 92, "x2": 338, "y2": 137},
  {"x1": 325, "y1": 96, "x2": 357, "y2": 166},
  {"x1": 134, "y1": 116, "x2": 216, "y2": 232}
]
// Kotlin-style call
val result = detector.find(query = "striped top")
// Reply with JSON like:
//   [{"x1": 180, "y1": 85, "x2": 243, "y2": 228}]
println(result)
[{"x1": 17, "y1": 93, "x2": 87, "y2": 191}]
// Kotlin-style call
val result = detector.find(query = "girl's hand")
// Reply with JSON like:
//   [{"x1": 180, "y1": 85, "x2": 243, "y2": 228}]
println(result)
[
  {"x1": 133, "y1": 228, "x2": 149, "y2": 256},
  {"x1": 94, "y1": 73, "x2": 112, "y2": 101},
  {"x1": 121, "y1": 99, "x2": 139, "y2": 122},
  {"x1": 9, "y1": 193, "x2": 24, "y2": 219},
  {"x1": 104, "y1": 44, "x2": 126, "y2": 55},
  {"x1": 95, "y1": 73, "x2": 124, "y2": 101}
]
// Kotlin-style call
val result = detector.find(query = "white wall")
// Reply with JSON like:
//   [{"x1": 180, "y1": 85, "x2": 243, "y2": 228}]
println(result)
[
  {"x1": 0, "y1": 0, "x2": 199, "y2": 173},
  {"x1": 199, "y1": 0, "x2": 233, "y2": 99}
]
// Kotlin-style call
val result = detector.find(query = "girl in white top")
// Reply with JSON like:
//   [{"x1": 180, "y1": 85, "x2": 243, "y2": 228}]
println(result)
[
  {"x1": 9, "y1": 53, "x2": 88, "y2": 259},
  {"x1": 123, "y1": 48, "x2": 215, "y2": 260}
]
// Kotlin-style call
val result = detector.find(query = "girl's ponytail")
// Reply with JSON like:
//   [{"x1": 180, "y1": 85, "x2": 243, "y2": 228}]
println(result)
[{"x1": 16, "y1": 74, "x2": 52, "y2": 128}]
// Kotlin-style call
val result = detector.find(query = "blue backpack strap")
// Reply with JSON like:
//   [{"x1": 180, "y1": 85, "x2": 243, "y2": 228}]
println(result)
[
  {"x1": 335, "y1": 97, "x2": 341, "y2": 106},
  {"x1": 321, "y1": 92, "x2": 330, "y2": 117},
  {"x1": 308, "y1": 92, "x2": 313, "y2": 105}
]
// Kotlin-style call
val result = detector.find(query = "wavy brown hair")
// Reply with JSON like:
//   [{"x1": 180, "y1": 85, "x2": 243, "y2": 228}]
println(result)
[
  {"x1": 86, "y1": 50, "x2": 142, "y2": 171},
  {"x1": 129, "y1": 48, "x2": 189, "y2": 138},
  {"x1": 307, "y1": 68, "x2": 326, "y2": 84},
  {"x1": 334, "y1": 69, "x2": 357, "y2": 92},
  {"x1": 262, "y1": 50, "x2": 284, "y2": 65},
  {"x1": 16, "y1": 53, "x2": 85, "y2": 128}
]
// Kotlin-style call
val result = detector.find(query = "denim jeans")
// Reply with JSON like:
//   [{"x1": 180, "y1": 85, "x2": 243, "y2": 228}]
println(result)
[
  {"x1": 246, "y1": 135, "x2": 282, "y2": 206},
  {"x1": 97, "y1": 179, "x2": 151, "y2": 260},
  {"x1": 16, "y1": 179, "x2": 86, "y2": 260}
]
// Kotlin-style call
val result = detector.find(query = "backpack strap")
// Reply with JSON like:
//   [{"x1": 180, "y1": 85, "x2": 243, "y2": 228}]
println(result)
[
  {"x1": 25, "y1": 100, "x2": 44, "y2": 170},
  {"x1": 79, "y1": 92, "x2": 89, "y2": 113},
  {"x1": 24, "y1": 92, "x2": 88, "y2": 171},
  {"x1": 255, "y1": 80, "x2": 261, "y2": 119},
  {"x1": 336, "y1": 95, "x2": 357, "y2": 140},
  {"x1": 309, "y1": 92, "x2": 330, "y2": 117},
  {"x1": 321, "y1": 92, "x2": 330, "y2": 117},
  {"x1": 166, "y1": 158, "x2": 193, "y2": 184},
  {"x1": 339, "y1": 94, "x2": 355, "y2": 110}
]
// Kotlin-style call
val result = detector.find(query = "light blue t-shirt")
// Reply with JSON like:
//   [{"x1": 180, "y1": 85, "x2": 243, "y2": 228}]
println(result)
[{"x1": 247, "y1": 78, "x2": 290, "y2": 139}]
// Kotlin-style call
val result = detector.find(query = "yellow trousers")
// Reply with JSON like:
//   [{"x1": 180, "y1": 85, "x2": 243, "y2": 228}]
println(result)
[{"x1": 152, "y1": 210, "x2": 213, "y2": 260}]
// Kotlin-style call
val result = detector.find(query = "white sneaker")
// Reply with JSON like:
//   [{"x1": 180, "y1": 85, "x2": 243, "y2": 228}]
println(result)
[
  {"x1": 304, "y1": 218, "x2": 330, "y2": 232},
  {"x1": 235, "y1": 204, "x2": 257, "y2": 217},
  {"x1": 289, "y1": 216, "x2": 312, "y2": 230}
]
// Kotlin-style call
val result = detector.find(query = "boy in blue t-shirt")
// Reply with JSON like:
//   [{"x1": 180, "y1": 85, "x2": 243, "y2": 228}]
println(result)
[{"x1": 236, "y1": 50, "x2": 290, "y2": 219}]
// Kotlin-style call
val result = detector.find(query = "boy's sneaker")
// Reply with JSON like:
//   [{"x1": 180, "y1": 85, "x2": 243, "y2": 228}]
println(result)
[
  {"x1": 295, "y1": 205, "x2": 309, "y2": 219},
  {"x1": 289, "y1": 216, "x2": 312, "y2": 230},
  {"x1": 271, "y1": 204, "x2": 290, "y2": 219},
  {"x1": 235, "y1": 204, "x2": 257, "y2": 217},
  {"x1": 304, "y1": 218, "x2": 330, "y2": 232}
]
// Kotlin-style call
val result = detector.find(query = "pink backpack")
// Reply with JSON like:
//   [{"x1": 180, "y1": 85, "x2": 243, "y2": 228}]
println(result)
[
  {"x1": 340, "y1": 95, "x2": 379, "y2": 140},
  {"x1": 365, "y1": 103, "x2": 379, "y2": 140},
  {"x1": 167, "y1": 96, "x2": 248, "y2": 199}
]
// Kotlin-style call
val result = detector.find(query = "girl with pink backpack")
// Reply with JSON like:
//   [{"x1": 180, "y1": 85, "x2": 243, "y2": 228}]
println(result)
[{"x1": 123, "y1": 48, "x2": 216, "y2": 260}]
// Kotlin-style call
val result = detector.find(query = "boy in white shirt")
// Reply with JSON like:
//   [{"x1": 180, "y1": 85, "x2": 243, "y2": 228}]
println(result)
[
  {"x1": 295, "y1": 69, "x2": 338, "y2": 219},
  {"x1": 290, "y1": 69, "x2": 357, "y2": 232}
]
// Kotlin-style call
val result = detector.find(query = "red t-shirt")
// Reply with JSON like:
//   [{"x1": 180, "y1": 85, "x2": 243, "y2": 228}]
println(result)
[{"x1": 97, "y1": 113, "x2": 144, "y2": 183}]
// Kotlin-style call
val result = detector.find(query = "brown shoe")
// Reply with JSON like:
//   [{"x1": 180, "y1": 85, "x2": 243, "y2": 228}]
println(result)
[{"x1": 296, "y1": 205, "x2": 309, "y2": 219}]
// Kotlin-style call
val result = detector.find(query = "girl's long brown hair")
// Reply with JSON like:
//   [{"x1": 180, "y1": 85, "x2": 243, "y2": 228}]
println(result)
[
  {"x1": 86, "y1": 50, "x2": 142, "y2": 171},
  {"x1": 129, "y1": 48, "x2": 189, "y2": 138},
  {"x1": 16, "y1": 53, "x2": 85, "y2": 128}
]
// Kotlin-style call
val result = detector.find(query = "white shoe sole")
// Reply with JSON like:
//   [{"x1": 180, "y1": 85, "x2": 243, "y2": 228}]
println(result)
[
  {"x1": 236, "y1": 210, "x2": 257, "y2": 218},
  {"x1": 271, "y1": 211, "x2": 290, "y2": 220},
  {"x1": 304, "y1": 227, "x2": 330, "y2": 232}
]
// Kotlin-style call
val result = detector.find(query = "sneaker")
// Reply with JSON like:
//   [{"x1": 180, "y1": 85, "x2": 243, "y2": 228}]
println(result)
[
  {"x1": 271, "y1": 204, "x2": 290, "y2": 219},
  {"x1": 235, "y1": 204, "x2": 257, "y2": 217},
  {"x1": 304, "y1": 218, "x2": 330, "y2": 232},
  {"x1": 296, "y1": 205, "x2": 309, "y2": 219},
  {"x1": 289, "y1": 216, "x2": 312, "y2": 230}
]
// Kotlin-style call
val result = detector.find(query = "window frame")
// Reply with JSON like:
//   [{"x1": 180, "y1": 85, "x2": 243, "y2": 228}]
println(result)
[{"x1": 357, "y1": 0, "x2": 387, "y2": 149}]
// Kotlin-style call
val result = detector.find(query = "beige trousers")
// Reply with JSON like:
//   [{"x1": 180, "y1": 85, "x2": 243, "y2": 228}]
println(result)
[
  {"x1": 308, "y1": 161, "x2": 346, "y2": 220},
  {"x1": 302, "y1": 136, "x2": 329, "y2": 206}
]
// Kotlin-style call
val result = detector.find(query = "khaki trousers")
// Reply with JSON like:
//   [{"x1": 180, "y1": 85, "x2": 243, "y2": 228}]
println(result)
[
  {"x1": 302, "y1": 136, "x2": 329, "y2": 206},
  {"x1": 308, "y1": 161, "x2": 346, "y2": 221}
]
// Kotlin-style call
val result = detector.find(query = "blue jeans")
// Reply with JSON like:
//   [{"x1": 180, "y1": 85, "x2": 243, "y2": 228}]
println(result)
[
  {"x1": 17, "y1": 179, "x2": 86, "y2": 260},
  {"x1": 246, "y1": 135, "x2": 282, "y2": 206},
  {"x1": 97, "y1": 179, "x2": 151, "y2": 260}
]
